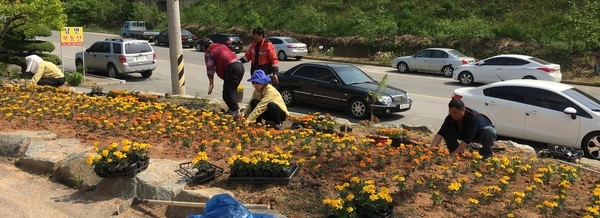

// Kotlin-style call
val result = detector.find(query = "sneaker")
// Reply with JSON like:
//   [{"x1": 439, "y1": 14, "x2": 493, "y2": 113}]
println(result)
[
  {"x1": 482, "y1": 155, "x2": 492, "y2": 162},
  {"x1": 274, "y1": 124, "x2": 283, "y2": 130}
]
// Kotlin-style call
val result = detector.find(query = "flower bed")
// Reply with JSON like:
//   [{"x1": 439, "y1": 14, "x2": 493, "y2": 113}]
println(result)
[{"x1": 1, "y1": 84, "x2": 600, "y2": 217}]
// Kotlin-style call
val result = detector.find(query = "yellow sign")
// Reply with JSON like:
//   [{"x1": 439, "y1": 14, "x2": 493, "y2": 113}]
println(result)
[{"x1": 60, "y1": 27, "x2": 84, "y2": 46}]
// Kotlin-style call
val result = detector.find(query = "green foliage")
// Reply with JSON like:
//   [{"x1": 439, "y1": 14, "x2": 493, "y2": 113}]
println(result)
[
  {"x1": 0, "y1": 0, "x2": 67, "y2": 41},
  {"x1": 131, "y1": 2, "x2": 166, "y2": 30},
  {"x1": 1, "y1": 40, "x2": 55, "y2": 53},
  {"x1": 65, "y1": 72, "x2": 83, "y2": 86}
]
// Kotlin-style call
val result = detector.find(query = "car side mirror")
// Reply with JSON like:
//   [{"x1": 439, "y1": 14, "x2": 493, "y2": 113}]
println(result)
[
  {"x1": 85, "y1": 49, "x2": 90, "y2": 52},
  {"x1": 329, "y1": 79, "x2": 339, "y2": 84},
  {"x1": 563, "y1": 107, "x2": 577, "y2": 120},
  {"x1": 475, "y1": 61, "x2": 484, "y2": 65}
]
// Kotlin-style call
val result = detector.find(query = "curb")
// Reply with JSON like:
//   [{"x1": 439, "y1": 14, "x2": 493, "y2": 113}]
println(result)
[
  {"x1": 83, "y1": 74, "x2": 126, "y2": 86},
  {"x1": 304, "y1": 57, "x2": 600, "y2": 87}
]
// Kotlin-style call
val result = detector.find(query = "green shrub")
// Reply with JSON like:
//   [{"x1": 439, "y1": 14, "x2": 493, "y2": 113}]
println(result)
[
  {"x1": 65, "y1": 72, "x2": 84, "y2": 86},
  {"x1": 1, "y1": 40, "x2": 55, "y2": 53},
  {"x1": 76, "y1": 66, "x2": 87, "y2": 74}
]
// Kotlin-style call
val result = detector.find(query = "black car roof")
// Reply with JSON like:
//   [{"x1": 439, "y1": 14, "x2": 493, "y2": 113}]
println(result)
[{"x1": 299, "y1": 62, "x2": 355, "y2": 69}]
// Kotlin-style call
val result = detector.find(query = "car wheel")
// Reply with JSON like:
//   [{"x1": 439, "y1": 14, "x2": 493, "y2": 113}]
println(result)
[
  {"x1": 155, "y1": 39, "x2": 161, "y2": 46},
  {"x1": 280, "y1": 88, "x2": 295, "y2": 106},
  {"x1": 458, "y1": 71, "x2": 474, "y2": 85},
  {"x1": 107, "y1": 64, "x2": 119, "y2": 79},
  {"x1": 195, "y1": 43, "x2": 203, "y2": 52},
  {"x1": 442, "y1": 66, "x2": 454, "y2": 77},
  {"x1": 75, "y1": 59, "x2": 84, "y2": 68},
  {"x1": 396, "y1": 62, "x2": 409, "y2": 73},
  {"x1": 141, "y1": 70, "x2": 153, "y2": 78},
  {"x1": 523, "y1": 76, "x2": 537, "y2": 80},
  {"x1": 347, "y1": 98, "x2": 370, "y2": 120},
  {"x1": 295, "y1": 56, "x2": 302, "y2": 61},
  {"x1": 278, "y1": 51, "x2": 287, "y2": 61},
  {"x1": 122, "y1": 34, "x2": 127, "y2": 39},
  {"x1": 582, "y1": 132, "x2": 600, "y2": 159}
]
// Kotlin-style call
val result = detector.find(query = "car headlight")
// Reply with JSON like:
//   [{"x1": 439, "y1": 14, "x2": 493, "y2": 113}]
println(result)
[
  {"x1": 406, "y1": 93, "x2": 410, "y2": 100},
  {"x1": 378, "y1": 96, "x2": 392, "y2": 104}
]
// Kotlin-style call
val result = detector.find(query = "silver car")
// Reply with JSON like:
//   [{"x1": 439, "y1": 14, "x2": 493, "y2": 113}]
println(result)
[
  {"x1": 391, "y1": 48, "x2": 475, "y2": 77},
  {"x1": 75, "y1": 38, "x2": 157, "y2": 78},
  {"x1": 267, "y1": 37, "x2": 308, "y2": 61}
]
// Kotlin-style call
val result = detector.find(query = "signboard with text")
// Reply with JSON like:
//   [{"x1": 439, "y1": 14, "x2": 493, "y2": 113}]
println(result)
[{"x1": 60, "y1": 27, "x2": 84, "y2": 46}]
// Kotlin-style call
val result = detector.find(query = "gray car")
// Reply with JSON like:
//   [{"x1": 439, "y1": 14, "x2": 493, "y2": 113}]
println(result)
[
  {"x1": 391, "y1": 48, "x2": 475, "y2": 77},
  {"x1": 75, "y1": 38, "x2": 157, "y2": 78}
]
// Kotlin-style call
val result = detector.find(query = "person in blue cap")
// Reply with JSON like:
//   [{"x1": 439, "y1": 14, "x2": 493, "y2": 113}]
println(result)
[
  {"x1": 187, "y1": 193, "x2": 276, "y2": 218},
  {"x1": 242, "y1": 69, "x2": 289, "y2": 130}
]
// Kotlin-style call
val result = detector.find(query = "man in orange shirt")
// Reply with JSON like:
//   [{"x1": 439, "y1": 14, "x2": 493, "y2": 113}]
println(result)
[{"x1": 239, "y1": 27, "x2": 279, "y2": 84}]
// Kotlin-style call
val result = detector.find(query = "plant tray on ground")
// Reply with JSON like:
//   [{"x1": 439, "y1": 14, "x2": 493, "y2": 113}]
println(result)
[
  {"x1": 177, "y1": 161, "x2": 224, "y2": 184},
  {"x1": 227, "y1": 165, "x2": 299, "y2": 185},
  {"x1": 94, "y1": 159, "x2": 150, "y2": 178}
]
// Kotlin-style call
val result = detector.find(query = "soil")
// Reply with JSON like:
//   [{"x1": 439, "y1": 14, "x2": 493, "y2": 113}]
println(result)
[{"x1": 2, "y1": 83, "x2": 600, "y2": 218}]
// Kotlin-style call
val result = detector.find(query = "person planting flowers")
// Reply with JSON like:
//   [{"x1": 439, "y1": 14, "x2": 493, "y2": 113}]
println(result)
[{"x1": 242, "y1": 69, "x2": 289, "y2": 130}]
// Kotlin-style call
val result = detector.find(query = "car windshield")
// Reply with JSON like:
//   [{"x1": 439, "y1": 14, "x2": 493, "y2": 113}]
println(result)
[
  {"x1": 529, "y1": 57, "x2": 552, "y2": 65},
  {"x1": 182, "y1": 30, "x2": 193, "y2": 35},
  {"x1": 284, "y1": 38, "x2": 301, "y2": 43},
  {"x1": 125, "y1": 42, "x2": 152, "y2": 54},
  {"x1": 335, "y1": 66, "x2": 373, "y2": 84},
  {"x1": 563, "y1": 88, "x2": 600, "y2": 111},
  {"x1": 447, "y1": 49, "x2": 467, "y2": 57}
]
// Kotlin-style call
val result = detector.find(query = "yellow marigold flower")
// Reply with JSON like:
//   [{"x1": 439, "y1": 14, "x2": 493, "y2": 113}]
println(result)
[
  {"x1": 468, "y1": 198, "x2": 479, "y2": 205},
  {"x1": 514, "y1": 197, "x2": 522, "y2": 205},
  {"x1": 346, "y1": 207, "x2": 354, "y2": 213},
  {"x1": 346, "y1": 194, "x2": 355, "y2": 201},
  {"x1": 543, "y1": 200, "x2": 558, "y2": 208},
  {"x1": 350, "y1": 176, "x2": 360, "y2": 183},
  {"x1": 86, "y1": 154, "x2": 95, "y2": 165},
  {"x1": 507, "y1": 213, "x2": 515, "y2": 218},
  {"x1": 335, "y1": 185, "x2": 346, "y2": 191},
  {"x1": 475, "y1": 172, "x2": 482, "y2": 178},
  {"x1": 369, "y1": 194, "x2": 379, "y2": 201},
  {"x1": 102, "y1": 149, "x2": 109, "y2": 157}
]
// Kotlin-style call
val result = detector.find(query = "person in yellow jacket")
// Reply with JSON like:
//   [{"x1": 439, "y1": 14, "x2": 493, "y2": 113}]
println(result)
[
  {"x1": 25, "y1": 54, "x2": 65, "y2": 87},
  {"x1": 242, "y1": 69, "x2": 289, "y2": 130}
]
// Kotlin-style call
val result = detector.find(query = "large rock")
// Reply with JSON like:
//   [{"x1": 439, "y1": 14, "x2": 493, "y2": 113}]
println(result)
[
  {"x1": 0, "y1": 134, "x2": 30, "y2": 158},
  {"x1": 502, "y1": 140, "x2": 536, "y2": 155},
  {"x1": 15, "y1": 138, "x2": 86, "y2": 174},
  {"x1": 53, "y1": 152, "x2": 102, "y2": 191}
]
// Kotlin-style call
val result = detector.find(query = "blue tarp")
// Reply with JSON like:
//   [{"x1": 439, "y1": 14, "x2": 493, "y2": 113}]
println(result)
[{"x1": 187, "y1": 193, "x2": 277, "y2": 218}]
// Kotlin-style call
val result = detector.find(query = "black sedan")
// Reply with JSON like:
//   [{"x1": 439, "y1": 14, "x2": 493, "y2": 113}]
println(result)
[
  {"x1": 154, "y1": 29, "x2": 198, "y2": 48},
  {"x1": 274, "y1": 62, "x2": 412, "y2": 119}
]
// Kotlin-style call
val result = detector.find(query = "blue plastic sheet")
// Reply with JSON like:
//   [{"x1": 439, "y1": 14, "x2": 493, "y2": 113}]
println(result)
[{"x1": 187, "y1": 193, "x2": 276, "y2": 218}]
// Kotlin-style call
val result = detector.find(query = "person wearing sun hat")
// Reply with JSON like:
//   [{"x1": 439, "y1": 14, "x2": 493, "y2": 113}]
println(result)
[{"x1": 242, "y1": 69, "x2": 289, "y2": 130}]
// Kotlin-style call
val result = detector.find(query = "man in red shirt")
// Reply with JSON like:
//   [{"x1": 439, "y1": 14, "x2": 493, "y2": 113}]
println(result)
[
  {"x1": 239, "y1": 27, "x2": 279, "y2": 84},
  {"x1": 200, "y1": 38, "x2": 245, "y2": 117}
]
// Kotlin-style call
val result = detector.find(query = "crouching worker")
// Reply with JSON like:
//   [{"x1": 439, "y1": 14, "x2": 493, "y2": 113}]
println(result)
[
  {"x1": 430, "y1": 99, "x2": 496, "y2": 160},
  {"x1": 243, "y1": 69, "x2": 289, "y2": 130},
  {"x1": 25, "y1": 55, "x2": 65, "y2": 87}
]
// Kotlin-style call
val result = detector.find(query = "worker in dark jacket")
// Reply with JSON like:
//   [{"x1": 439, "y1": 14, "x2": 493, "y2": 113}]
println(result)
[
  {"x1": 431, "y1": 99, "x2": 496, "y2": 160},
  {"x1": 201, "y1": 38, "x2": 245, "y2": 117},
  {"x1": 239, "y1": 27, "x2": 279, "y2": 84}
]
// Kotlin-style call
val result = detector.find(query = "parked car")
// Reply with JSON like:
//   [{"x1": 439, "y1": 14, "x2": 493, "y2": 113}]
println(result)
[
  {"x1": 153, "y1": 29, "x2": 197, "y2": 48},
  {"x1": 453, "y1": 54, "x2": 562, "y2": 85},
  {"x1": 452, "y1": 80, "x2": 600, "y2": 159},
  {"x1": 391, "y1": 48, "x2": 475, "y2": 77},
  {"x1": 75, "y1": 38, "x2": 157, "y2": 78},
  {"x1": 273, "y1": 62, "x2": 412, "y2": 119},
  {"x1": 195, "y1": 33, "x2": 243, "y2": 53},
  {"x1": 266, "y1": 36, "x2": 308, "y2": 61},
  {"x1": 119, "y1": 21, "x2": 160, "y2": 42}
]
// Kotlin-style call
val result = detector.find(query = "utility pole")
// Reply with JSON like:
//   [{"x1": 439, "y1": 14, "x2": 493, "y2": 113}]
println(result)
[{"x1": 166, "y1": 0, "x2": 185, "y2": 95}]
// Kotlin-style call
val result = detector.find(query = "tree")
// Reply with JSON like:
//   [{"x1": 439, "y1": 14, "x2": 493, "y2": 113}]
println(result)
[{"x1": 0, "y1": 0, "x2": 66, "y2": 42}]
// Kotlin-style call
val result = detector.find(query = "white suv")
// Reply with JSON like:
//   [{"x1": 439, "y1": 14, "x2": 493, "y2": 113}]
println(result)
[{"x1": 75, "y1": 38, "x2": 157, "y2": 78}]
